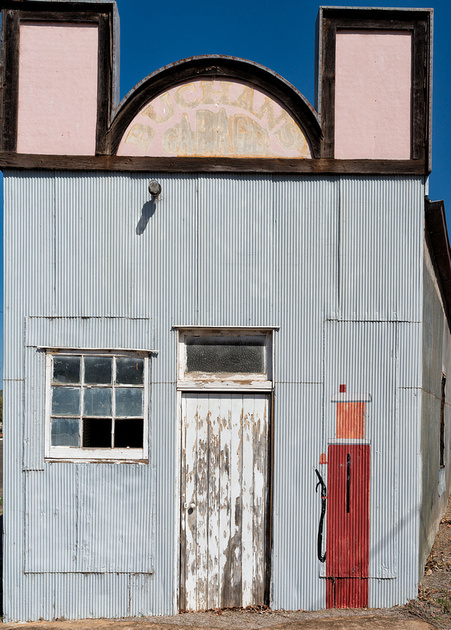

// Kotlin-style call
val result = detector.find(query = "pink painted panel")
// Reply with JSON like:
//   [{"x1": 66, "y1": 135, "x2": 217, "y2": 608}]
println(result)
[
  {"x1": 117, "y1": 80, "x2": 311, "y2": 158},
  {"x1": 17, "y1": 23, "x2": 99, "y2": 155},
  {"x1": 335, "y1": 31, "x2": 412, "y2": 160}
]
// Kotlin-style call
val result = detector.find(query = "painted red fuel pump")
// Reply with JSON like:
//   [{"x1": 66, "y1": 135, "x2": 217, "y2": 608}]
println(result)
[{"x1": 317, "y1": 385, "x2": 371, "y2": 608}]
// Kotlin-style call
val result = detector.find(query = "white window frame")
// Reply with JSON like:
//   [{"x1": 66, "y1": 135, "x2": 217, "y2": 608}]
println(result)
[
  {"x1": 45, "y1": 349, "x2": 150, "y2": 462},
  {"x1": 177, "y1": 328, "x2": 273, "y2": 391}
]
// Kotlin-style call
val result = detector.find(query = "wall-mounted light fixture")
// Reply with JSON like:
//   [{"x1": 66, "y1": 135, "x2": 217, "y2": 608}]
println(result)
[{"x1": 148, "y1": 180, "x2": 162, "y2": 198}]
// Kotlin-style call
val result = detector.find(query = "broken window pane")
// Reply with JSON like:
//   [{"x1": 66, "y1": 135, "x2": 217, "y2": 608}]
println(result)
[
  {"x1": 186, "y1": 338, "x2": 265, "y2": 373},
  {"x1": 84, "y1": 356, "x2": 112, "y2": 385},
  {"x1": 83, "y1": 388, "x2": 112, "y2": 416},
  {"x1": 115, "y1": 388, "x2": 143, "y2": 417},
  {"x1": 51, "y1": 418, "x2": 80, "y2": 447},
  {"x1": 48, "y1": 351, "x2": 148, "y2": 458},
  {"x1": 52, "y1": 387, "x2": 80, "y2": 416},
  {"x1": 116, "y1": 358, "x2": 144, "y2": 385},
  {"x1": 53, "y1": 356, "x2": 80, "y2": 384},
  {"x1": 82, "y1": 418, "x2": 112, "y2": 448},
  {"x1": 115, "y1": 419, "x2": 144, "y2": 448}
]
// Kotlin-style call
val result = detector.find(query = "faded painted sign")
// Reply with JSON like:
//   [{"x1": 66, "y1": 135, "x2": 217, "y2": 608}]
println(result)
[{"x1": 117, "y1": 80, "x2": 311, "y2": 158}]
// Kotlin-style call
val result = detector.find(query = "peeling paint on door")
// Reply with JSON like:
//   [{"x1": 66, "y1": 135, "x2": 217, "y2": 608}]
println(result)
[{"x1": 180, "y1": 392, "x2": 269, "y2": 611}]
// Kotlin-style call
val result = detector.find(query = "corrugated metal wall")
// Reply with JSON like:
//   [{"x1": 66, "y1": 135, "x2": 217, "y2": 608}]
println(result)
[
  {"x1": 419, "y1": 242, "x2": 451, "y2": 577},
  {"x1": 4, "y1": 172, "x2": 425, "y2": 620}
]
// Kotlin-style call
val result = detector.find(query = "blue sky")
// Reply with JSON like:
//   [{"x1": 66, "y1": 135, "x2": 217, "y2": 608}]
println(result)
[{"x1": 1, "y1": 0, "x2": 451, "y2": 386}]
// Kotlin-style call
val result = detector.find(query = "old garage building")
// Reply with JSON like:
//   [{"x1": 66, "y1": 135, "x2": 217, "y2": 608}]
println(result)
[{"x1": 1, "y1": 0, "x2": 450, "y2": 620}]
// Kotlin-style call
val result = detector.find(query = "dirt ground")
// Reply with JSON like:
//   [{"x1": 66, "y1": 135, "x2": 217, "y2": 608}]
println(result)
[{"x1": 402, "y1": 495, "x2": 451, "y2": 629}]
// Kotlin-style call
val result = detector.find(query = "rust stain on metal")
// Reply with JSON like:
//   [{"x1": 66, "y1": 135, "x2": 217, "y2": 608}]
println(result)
[{"x1": 336, "y1": 401, "x2": 365, "y2": 439}]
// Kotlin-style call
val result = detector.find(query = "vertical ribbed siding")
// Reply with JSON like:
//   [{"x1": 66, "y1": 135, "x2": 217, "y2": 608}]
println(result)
[
  {"x1": 142, "y1": 174, "x2": 197, "y2": 385},
  {"x1": 393, "y1": 323, "x2": 423, "y2": 608},
  {"x1": 23, "y1": 342, "x2": 46, "y2": 471},
  {"x1": 143, "y1": 383, "x2": 176, "y2": 615},
  {"x1": 3, "y1": 173, "x2": 55, "y2": 620},
  {"x1": 54, "y1": 174, "x2": 124, "y2": 317},
  {"x1": 52, "y1": 173, "x2": 198, "y2": 328},
  {"x1": 418, "y1": 246, "x2": 451, "y2": 589},
  {"x1": 3, "y1": 382, "x2": 26, "y2": 619},
  {"x1": 271, "y1": 383, "x2": 325, "y2": 610},
  {"x1": 398, "y1": 323, "x2": 422, "y2": 388},
  {"x1": 338, "y1": 176, "x2": 423, "y2": 322},
  {"x1": 391, "y1": 388, "x2": 421, "y2": 607},
  {"x1": 76, "y1": 464, "x2": 154, "y2": 572},
  {"x1": 19, "y1": 574, "x2": 57, "y2": 622},
  {"x1": 271, "y1": 175, "x2": 338, "y2": 610},
  {"x1": 25, "y1": 316, "x2": 155, "y2": 350},
  {"x1": 273, "y1": 176, "x2": 339, "y2": 383},
  {"x1": 4, "y1": 172, "x2": 427, "y2": 620},
  {"x1": 25, "y1": 466, "x2": 78, "y2": 572},
  {"x1": 198, "y1": 175, "x2": 274, "y2": 327},
  {"x1": 54, "y1": 574, "x2": 130, "y2": 619},
  {"x1": 369, "y1": 388, "x2": 421, "y2": 608},
  {"x1": 4, "y1": 173, "x2": 54, "y2": 380}
]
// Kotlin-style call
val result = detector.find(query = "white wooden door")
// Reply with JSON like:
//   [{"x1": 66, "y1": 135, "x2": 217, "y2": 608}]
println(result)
[{"x1": 180, "y1": 392, "x2": 270, "y2": 611}]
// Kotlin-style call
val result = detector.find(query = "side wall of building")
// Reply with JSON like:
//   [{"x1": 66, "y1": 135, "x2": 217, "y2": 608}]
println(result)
[
  {"x1": 419, "y1": 241, "x2": 451, "y2": 576},
  {"x1": 4, "y1": 172, "x2": 425, "y2": 620}
]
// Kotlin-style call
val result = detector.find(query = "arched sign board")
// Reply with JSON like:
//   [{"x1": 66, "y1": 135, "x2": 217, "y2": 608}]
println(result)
[{"x1": 117, "y1": 79, "x2": 311, "y2": 159}]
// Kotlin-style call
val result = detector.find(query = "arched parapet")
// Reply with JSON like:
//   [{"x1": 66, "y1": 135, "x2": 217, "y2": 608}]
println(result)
[
  {"x1": 0, "y1": 3, "x2": 431, "y2": 174},
  {"x1": 107, "y1": 56, "x2": 322, "y2": 159}
]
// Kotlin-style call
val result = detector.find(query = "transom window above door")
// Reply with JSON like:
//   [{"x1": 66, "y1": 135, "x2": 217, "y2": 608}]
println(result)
[{"x1": 177, "y1": 329, "x2": 273, "y2": 390}]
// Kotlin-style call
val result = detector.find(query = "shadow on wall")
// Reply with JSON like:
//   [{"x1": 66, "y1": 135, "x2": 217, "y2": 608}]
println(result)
[{"x1": 136, "y1": 200, "x2": 156, "y2": 235}]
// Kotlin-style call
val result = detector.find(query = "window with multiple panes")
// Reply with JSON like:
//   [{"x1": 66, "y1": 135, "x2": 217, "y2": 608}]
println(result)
[{"x1": 45, "y1": 351, "x2": 149, "y2": 461}]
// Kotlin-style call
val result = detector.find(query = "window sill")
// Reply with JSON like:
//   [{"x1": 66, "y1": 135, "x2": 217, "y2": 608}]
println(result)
[
  {"x1": 177, "y1": 380, "x2": 273, "y2": 391},
  {"x1": 45, "y1": 447, "x2": 148, "y2": 463}
]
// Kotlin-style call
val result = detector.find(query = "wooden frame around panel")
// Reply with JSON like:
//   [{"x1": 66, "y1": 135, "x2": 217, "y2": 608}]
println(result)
[
  {"x1": 319, "y1": 8, "x2": 432, "y2": 171},
  {"x1": 0, "y1": 6, "x2": 113, "y2": 154}
]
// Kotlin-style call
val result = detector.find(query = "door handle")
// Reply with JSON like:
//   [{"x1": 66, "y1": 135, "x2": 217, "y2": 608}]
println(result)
[{"x1": 183, "y1": 502, "x2": 196, "y2": 509}]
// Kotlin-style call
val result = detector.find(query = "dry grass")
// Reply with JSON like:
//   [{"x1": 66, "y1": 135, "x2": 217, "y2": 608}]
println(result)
[{"x1": 403, "y1": 499, "x2": 451, "y2": 629}]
